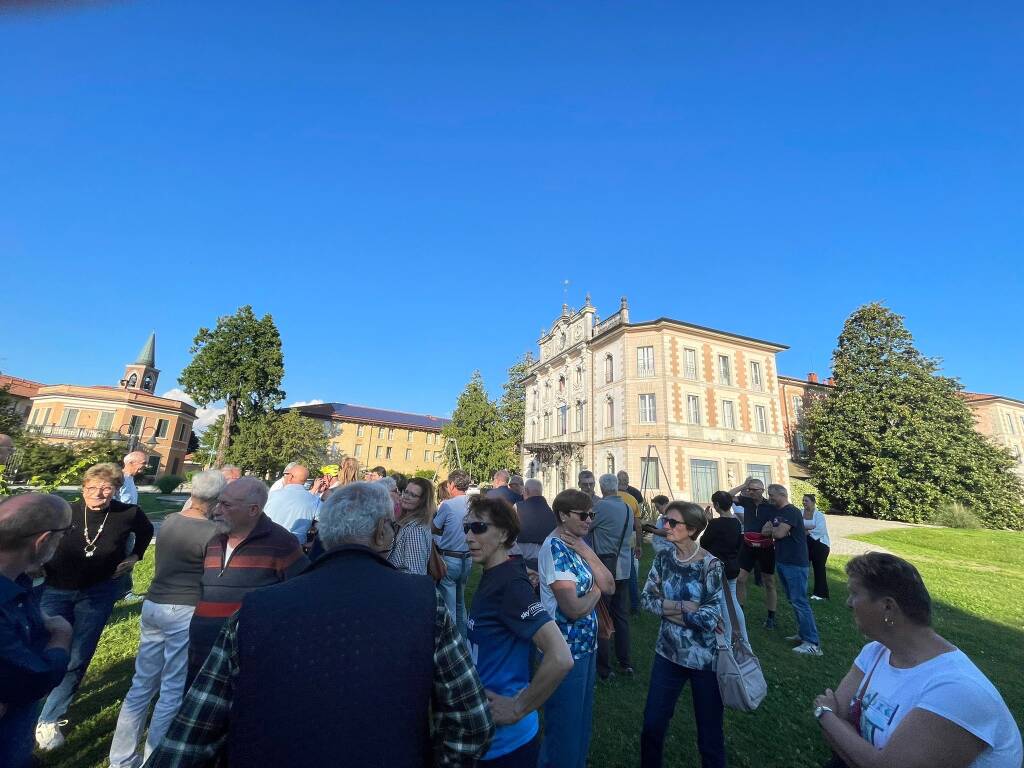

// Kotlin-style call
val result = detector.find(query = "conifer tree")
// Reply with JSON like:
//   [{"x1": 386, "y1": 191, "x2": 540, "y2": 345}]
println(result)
[{"x1": 442, "y1": 371, "x2": 504, "y2": 483}]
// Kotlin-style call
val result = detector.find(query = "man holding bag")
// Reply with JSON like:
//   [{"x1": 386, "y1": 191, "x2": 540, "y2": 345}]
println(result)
[{"x1": 590, "y1": 474, "x2": 635, "y2": 680}]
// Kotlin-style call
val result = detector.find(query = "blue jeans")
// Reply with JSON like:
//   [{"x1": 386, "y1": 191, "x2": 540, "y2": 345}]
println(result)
[
  {"x1": 539, "y1": 650, "x2": 596, "y2": 768},
  {"x1": 437, "y1": 555, "x2": 472, "y2": 638},
  {"x1": 38, "y1": 578, "x2": 121, "y2": 724},
  {"x1": 775, "y1": 563, "x2": 820, "y2": 646},
  {"x1": 629, "y1": 556, "x2": 640, "y2": 612},
  {"x1": 641, "y1": 654, "x2": 725, "y2": 768}
]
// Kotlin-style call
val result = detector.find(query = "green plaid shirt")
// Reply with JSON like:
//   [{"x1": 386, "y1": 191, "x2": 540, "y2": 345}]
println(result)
[{"x1": 145, "y1": 592, "x2": 493, "y2": 767}]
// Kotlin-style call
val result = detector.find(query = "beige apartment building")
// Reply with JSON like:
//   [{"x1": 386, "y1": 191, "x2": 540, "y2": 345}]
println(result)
[
  {"x1": 522, "y1": 297, "x2": 791, "y2": 504},
  {"x1": 286, "y1": 403, "x2": 450, "y2": 476},
  {"x1": 964, "y1": 393, "x2": 1024, "y2": 482},
  {"x1": 23, "y1": 334, "x2": 197, "y2": 479}
]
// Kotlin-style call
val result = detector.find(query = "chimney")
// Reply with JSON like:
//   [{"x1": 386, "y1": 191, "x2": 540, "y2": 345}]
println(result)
[
  {"x1": 619, "y1": 296, "x2": 630, "y2": 323},
  {"x1": 808, "y1": 372, "x2": 819, "y2": 384},
  {"x1": 825, "y1": 377, "x2": 835, "y2": 386}
]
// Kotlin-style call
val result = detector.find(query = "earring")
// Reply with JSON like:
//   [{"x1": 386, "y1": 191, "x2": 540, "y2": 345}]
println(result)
[{"x1": 883, "y1": 615, "x2": 894, "y2": 626}]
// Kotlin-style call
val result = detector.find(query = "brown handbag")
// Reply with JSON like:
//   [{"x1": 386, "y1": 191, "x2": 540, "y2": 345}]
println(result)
[
  {"x1": 427, "y1": 543, "x2": 448, "y2": 583},
  {"x1": 595, "y1": 596, "x2": 615, "y2": 640}
]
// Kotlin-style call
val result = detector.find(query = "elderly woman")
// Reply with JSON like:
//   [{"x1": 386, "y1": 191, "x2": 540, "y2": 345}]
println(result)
[
  {"x1": 813, "y1": 553, "x2": 1021, "y2": 768},
  {"x1": 464, "y1": 495, "x2": 574, "y2": 766},
  {"x1": 537, "y1": 489, "x2": 615, "y2": 768},
  {"x1": 388, "y1": 477, "x2": 435, "y2": 575},
  {"x1": 640, "y1": 501, "x2": 725, "y2": 768},
  {"x1": 108, "y1": 469, "x2": 224, "y2": 768},
  {"x1": 35, "y1": 462, "x2": 154, "y2": 751}
]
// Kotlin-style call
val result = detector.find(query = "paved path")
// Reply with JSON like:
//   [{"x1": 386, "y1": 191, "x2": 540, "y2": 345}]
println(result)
[{"x1": 825, "y1": 514, "x2": 913, "y2": 556}]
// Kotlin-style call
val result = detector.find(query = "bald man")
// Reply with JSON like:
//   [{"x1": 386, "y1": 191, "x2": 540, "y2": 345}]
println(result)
[
  {"x1": 118, "y1": 452, "x2": 147, "y2": 505},
  {"x1": 0, "y1": 494, "x2": 73, "y2": 767},
  {"x1": 262, "y1": 464, "x2": 319, "y2": 543}
]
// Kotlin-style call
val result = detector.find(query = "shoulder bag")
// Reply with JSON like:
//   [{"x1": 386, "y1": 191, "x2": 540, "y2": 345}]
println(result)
[
  {"x1": 847, "y1": 645, "x2": 886, "y2": 728},
  {"x1": 712, "y1": 557, "x2": 768, "y2": 712}
]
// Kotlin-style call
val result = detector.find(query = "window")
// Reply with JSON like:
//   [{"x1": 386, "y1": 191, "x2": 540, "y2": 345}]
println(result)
[
  {"x1": 98, "y1": 412, "x2": 115, "y2": 432},
  {"x1": 155, "y1": 418, "x2": 169, "y2": 438},
  {"x1": 754, "y1": 405, "x2": 768, "y2": 433},
  {"x1": 176, "y1": 421, "x2": 187, "y2": 441},
  {"x1": 30, "y1": 409, "x2": 40, "y2": 425},
  {"x1": 575, "y1": 366, "x2": 583, "y2": 385},
  {"x1": 792, "y1": 396, "x2": 804, "y2": 421},
  {"x1": 606, "y1": 397, "x2": 615, "y2": 428},
  {"x1": 606, "y1": 455, "x2": 616, "y2": 474},
  {"x1": 377, "y1": 427, "x2": 385, "y2": 439},
  {"x1": 532, "y1": 389, "x2": 540, "y2": 411},
  {"x1": 683, "y1": 348, "x2": 698, "y2": 379},
  {"x1": 388, "y1": 428, "x2": 395, "y2": 441},
  {"x1": 690, "y1": 460, "x2": 720, "y2": 504},
  {"x1": 128, "y1": 415, "x2": 144, "y2": 435},
  {"x1": 641, "y1": 457, "x2": 660, "y2": 490},
  {"x1": 1020, "y1": 415, "x2": 1024, "y2": 433},
  {"x1": 407, "y1": 430, "x2": 414, "y2": 442},
  {"x1": 126, "y1": 373, "x2": 138, "y2": 388},
  {"x1": 424, "y1": 450, "x2": 431, "y2": 462},
  {"x1": 604, "y1": 354, "x2": 613, "y2": 383},
  {"x1": 687, "y1": 395, "x2": 701, "y2": 425},
  {"x1": 543, "y1": 412, "x2": 551, "y2": 437},
  {"x1": 405, "y1": 448, "x2": 412, "y2": 461},
  {"x1": 637, "y1": 346, "x2": 655, "y2": 377},
  {"x1": 145, "y1": 455, "x2": 160, "y2": 475},
  {"x1": 718, "y1": 355, "x2": 732, "y2": 385},
  {"x1": 354, "y1": 444, "x2": 363, "y2": 457},
  {"x1": 559, "y1": 376, "x2": 566, "y2": 394},
  {"x1": 544, "y1": 382, "x2": 551, "y2": 402},
  {"x1": 747, "y1": 463, "x2": 772, "y2": 486},
  {"x1": 385, "y1": 447, "x2": 392, "y2": 459},
  {"x1": 357, "y1": 424, "x2": 365, "y2": 437},
  {"x1": 375, "y1": 446, "x2": 383, "y2": 458},
  {"x1": 722, "y1": 400, "x2": 736, "y2": 429},
  {"x1": 60, "y1": 408, "x2": 80, "y2": 428},
  {"x1": 558, "y1": 405, "x2": 568, "y2": 435},
  {"x1": 750, "y1": 361, "x2": 764, "y2": 391},
  {"x1": 433, "y1": 451, "x2": 442, "y2": 462},
  {"x1": 1005, "y1": 413, "x2": 1017, "y2": 435},
  {"x1": 575, "y1": 401, "x2": 584, "y2": 432},
  {"x1": 639, "y1": 394, "x2": 657, "y2": 423},
  {"x1": 795, "y1": 431, "x2": 807, "y2": 455}
]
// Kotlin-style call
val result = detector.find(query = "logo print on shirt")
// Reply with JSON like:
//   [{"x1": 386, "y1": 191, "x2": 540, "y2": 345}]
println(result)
[{"x1": 520, "y1": 602, "x2": 545, "y2": 620}]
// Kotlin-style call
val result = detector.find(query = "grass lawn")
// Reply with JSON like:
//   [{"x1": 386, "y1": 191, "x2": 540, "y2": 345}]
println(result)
[{"x1": 39, "y1": 523, "x2": 1023, "y2": 768}]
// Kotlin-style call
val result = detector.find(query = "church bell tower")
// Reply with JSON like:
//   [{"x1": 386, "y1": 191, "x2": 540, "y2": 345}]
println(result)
[{"x1": 121, "y1": 332, "x2": 160, "y2": 393}]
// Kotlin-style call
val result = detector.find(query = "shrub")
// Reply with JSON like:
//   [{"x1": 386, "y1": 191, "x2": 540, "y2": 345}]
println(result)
[
  {"x1": 930, "y1": 503, "x2": 983, "y2": 529},
  {"x1": 155, "y1": 474, "x2": 185, "y2": 494},
  {"x1": 792, "y1": 478, "x2": 832, "y2": 512}
]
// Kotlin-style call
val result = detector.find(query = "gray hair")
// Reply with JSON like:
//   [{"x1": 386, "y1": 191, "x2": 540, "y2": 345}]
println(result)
[
  {"x1": 221, "y1": 464, "x2": 242, "y2": 475},
  {"x1": 319, "y1": 482, "x2": 392, "y2": 549},
  {"x1": 233, "y1": 476, "x2": 269, "y2": 510},
  {"x1": 191, "y1": 469, "x2": 228, "y2": 502},
  {"x1": 492, "y1": 469, "x2": 510, "y2": 483},
  {"x1": 122, "y1": 451, "x2": 146, "y2": 464},
  {"x1": 524, "y1": 478, "x2": 543, "y2": 496},
  {"x1": 376, "y1": 476, "x2": 398, "y2": 493},
  {"x1": 767, "y1": 483, "x2": 788, "y2": 498},
  {"x1": 598, "y1": 473, "x2": 619, "y2": 495},
  {"x1": 0, "y1": 493, "x2": 72, "y2": 552}
]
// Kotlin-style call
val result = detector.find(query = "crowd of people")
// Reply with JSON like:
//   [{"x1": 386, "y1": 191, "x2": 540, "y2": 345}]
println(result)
[{"x1": 0, "y1": 437, "x2": 1020, "y2": 768}]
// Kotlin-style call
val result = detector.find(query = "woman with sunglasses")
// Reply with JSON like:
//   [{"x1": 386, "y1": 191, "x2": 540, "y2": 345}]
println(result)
[
  {"x1": 640, "y1": 501, "x2": 725, "y2": 768},
  {"x1": 387, "y1": 477, "x2": 435, "y2": 575},
  {"x1": 463, "y1": 496, "x2": 574, "y2": 766},
  {"x1": 536, "y1": 489, "x2": 615, "y2": 768},
  {"x1": 35, "y1": 462, "x2": 154, "y2": 752}
]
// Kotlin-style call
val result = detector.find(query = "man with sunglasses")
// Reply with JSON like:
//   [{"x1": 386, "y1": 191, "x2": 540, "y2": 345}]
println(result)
[{"x1": 0, "y1": 493, "x2": 74, "y2": 768}]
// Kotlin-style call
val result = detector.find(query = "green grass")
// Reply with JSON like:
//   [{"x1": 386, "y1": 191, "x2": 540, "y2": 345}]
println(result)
[{"x1": 39, "y1": 525, "x2": 1023, "y2": 768}]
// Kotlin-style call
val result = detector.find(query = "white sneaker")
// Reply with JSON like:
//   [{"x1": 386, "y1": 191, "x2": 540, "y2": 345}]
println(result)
[
  {"x1": 810, "y1": 595, "x2": 826, "y2": 601},
  {"x1": 36, "y1": 720, "x2": 67, "y2": 751},
  {"x1": 793, "y1": 642, "x2": 823, "y2": 657},
  {"x1": 120, "y1": 592, "x2": 144, "y2": 605}
]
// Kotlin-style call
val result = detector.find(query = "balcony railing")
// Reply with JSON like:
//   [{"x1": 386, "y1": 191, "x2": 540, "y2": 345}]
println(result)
[{"x1": 27, "y1": 425, "x2": 127, "y2": 441}]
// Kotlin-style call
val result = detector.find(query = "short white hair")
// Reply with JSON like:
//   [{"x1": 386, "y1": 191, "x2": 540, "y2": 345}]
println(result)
[
  {"x1": 232, "y1": 476, "x2": 268, "y2": 509},
  {"x1": 524, "y1": 478, "x2": 543, "y2": 496},
  {"x1": 319, "y1": 482, "x2": 392, "y2": 549},
  {"x1": 598, "y1": 473, "x2": 619, "y2": 495},
  {"x1": 190, "y1": 469, "x2": 227, "y2": 502},
  {"x1": 767, "y1": 483, "x2": 788, "y2": 498},
  {"x1": 123, "y1": 451, "x2": 146, "y2": 464}
]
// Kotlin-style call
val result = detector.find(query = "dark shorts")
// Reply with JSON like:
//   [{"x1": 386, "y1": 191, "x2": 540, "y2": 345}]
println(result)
[{"x1": 739, "y1": 543, "x2": 775, "y2": 575}]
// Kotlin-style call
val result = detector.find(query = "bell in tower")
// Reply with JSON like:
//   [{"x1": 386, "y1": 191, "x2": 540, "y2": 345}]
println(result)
[{"x1": 121, "y1": 333, "x2": 160, "y2": 393}]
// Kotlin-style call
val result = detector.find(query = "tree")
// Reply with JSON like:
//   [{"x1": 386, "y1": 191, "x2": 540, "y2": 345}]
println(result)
[
  {"x1": 192, "y1": 417, "x2": 224, "y2": 468},
  {"x1": 0, "y1": 383, "x2": 22, "y2": 438},
  {"x1": 441, "y1": 371, "x2": 505, "y2": 483},
  {"x1": 496, "y1": 352, "x2": 535, "y2": 471},
  {"x1": 178, "y1": 306, "x2": 285, "y2": 467},
  {"x1": 804, "y1": 303, "x2": 1023, "y2": 529},
  {"x1": 225, "y1": 411, "x2": 329, "y2": 478}
]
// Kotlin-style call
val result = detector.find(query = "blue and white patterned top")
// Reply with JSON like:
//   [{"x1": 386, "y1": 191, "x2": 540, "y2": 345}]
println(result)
[
  {"x1": 641, "y1": 550, "x2": 723, "y2": 671},
  {"x1": 537, "y1": 533, "x2": 598, "y2": 660}
]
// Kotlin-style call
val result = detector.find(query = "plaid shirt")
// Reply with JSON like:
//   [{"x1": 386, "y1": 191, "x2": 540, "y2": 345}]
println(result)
[{"x1": 145, "y1": 591, "x2": 493, "y2": 768}]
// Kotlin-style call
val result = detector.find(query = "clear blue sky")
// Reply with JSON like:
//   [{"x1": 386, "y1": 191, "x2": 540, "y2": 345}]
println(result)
[{"x1": 3, "y1": 1, "x2": 1022, "y2": 423}]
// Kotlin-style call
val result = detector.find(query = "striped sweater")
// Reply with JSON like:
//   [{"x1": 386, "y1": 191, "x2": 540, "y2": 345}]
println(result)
[{"x1": 188, "y1": 514, "x2": 309, "y2": 677}]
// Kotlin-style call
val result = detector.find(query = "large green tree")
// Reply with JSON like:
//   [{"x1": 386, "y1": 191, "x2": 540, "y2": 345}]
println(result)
[
  {"x1": 496, "y1": 351, "x2": 535, "y2": 471},
  {"x1": 226, "y1": 411, "x2": 329, "y2": 478},
  {"x1": 178, "y1": 306, "x2": 285, "y2": 467},
  {"x1": 804, "y1": 303, "x2": 1023, "y2": 528},
  {"x1": 441, "y1": 371, "x2": 505, "y2": 483}
]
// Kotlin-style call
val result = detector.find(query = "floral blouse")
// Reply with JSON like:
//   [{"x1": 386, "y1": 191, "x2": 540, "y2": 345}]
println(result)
[
  {"x1": 538, "y1": 534, "x2": 598, "y2": 660},
  {"x1": 641, "y1": 550, "x2": 723, "y2": 671}
]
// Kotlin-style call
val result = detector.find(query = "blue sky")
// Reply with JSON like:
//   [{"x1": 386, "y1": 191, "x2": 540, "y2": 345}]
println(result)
[{"x1": 3, "y1": 1, "x2": 1022, "y2": 426}]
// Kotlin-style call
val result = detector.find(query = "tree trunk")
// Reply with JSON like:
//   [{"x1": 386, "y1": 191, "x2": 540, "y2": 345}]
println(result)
[{"x1": 215, "y1": 396, "x2": 237, "y2": 468}]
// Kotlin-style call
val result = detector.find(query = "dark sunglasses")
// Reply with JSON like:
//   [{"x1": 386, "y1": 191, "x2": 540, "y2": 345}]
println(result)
[
  {"x1": 463, "y1": 521, "x2": 497, "y2": 535},
  {"x1": 568, "y1": 510, "x2": 596, "y2": 521},
  {"x1": 663, "y1": 517, "x2": 685, "y2": 529}
]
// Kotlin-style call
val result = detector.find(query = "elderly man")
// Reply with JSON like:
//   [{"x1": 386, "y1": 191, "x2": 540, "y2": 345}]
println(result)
[
  {"x1": 220, "y1": 465, "x2": 242, "y2": 483},
  {"x1": 616, "y1": 471, "x2": 643, "y2": 615},
  {"x1": 513, "y1": 478, "x2": 555, "y2": 571},
  {"x1": 487, "y1": 469, "x2": 523, "y2": 505},
  {"x1": 591, "y1": 473, "x2": 635, "y2": 679},
  {"x1": 762, "y1": 484, "x2": 822, "y2": 656},
  {"x1": 146, "y1": 482, "x2": 494, "y2": 767},
  {"x1": 0, "y1": 493, "x2": 73, "y2": 768},
  {"x1": 186, "y1": 477, "x2": 308, "y2": 682},
  {"x1": 731, "y1": 477, "x2": 779, "y2": 628},
  {"x1": 263, "y1": 465, "x2": 319, "y2": 542},
  {"x1": 109, "y1": 470, "x2": 225, "y2": 768},
  {"x1": 118, "y1": 451, "x2": 148, "y2": 505},
  {"x1": 268, "y1": 461, "x2": 299, "y2": 493},
  {"x1": 432, "y1": 469, "x2": 473, "y2": 637},
  {"x1": 577, "y1": 469, "x2": 597, "y2": 500}
]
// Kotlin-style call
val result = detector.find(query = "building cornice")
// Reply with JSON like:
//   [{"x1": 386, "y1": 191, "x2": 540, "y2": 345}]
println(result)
[{"x1": 32, "y1": 385, "x2": 198, "y2": 418}]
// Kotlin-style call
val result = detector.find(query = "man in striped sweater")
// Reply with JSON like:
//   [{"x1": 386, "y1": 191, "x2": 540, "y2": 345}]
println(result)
[{"x1": 187, "y1": 477, "x2": 309, "y2": 681}]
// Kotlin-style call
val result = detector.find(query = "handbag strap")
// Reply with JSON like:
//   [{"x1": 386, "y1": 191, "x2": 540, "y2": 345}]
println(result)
[
  {"x1": 614, "y1": 506, "x2": 632, "y2": 554},
  {"x1": 854, "y1": 645, "x2": 886, "y2": 701},
  {"x1": 720, "y1": 575, "x2": 743, "y2": 644}
]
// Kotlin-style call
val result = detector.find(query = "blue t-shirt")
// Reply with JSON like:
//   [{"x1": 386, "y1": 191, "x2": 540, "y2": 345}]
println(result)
[
  {"x1": 467, "y1": 559, "x2": 551, "y2": 760},
  {"x1": 771, "y1": 504, "x2": 809, "y2": 566},
  {"x1": 432, "y1": 495, "x2": 470, "y2": 553}
]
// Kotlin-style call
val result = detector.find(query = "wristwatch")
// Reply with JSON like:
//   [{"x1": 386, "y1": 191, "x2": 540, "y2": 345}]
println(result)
[{"x1": 814, "y1": 705, "x2": 833, "y2": 721}]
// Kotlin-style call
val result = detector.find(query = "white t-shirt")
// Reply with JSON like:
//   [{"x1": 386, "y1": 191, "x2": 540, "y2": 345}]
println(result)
[
  {"x1": 806, "y1": 509, "x2": 831, "y2": 546},
  {"x1": 853, "y1": 642, "x2": 1022, "y2": 767}
]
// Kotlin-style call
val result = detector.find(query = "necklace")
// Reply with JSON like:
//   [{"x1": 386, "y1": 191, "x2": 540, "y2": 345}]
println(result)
[
  {"x1": 674, "y1": 541, "x2": 700, "y2": 564},
  {"x1": 83, "y1": 506, "x2": 112, "y2": 558}
]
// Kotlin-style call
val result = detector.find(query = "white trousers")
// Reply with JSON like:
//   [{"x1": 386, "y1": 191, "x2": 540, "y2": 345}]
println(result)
[{"x1": 108, "y1": 600, "x2": 195, "y2": 768}]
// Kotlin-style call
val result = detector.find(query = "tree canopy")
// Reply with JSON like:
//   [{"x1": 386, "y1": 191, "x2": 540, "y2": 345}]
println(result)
[
  {"x1": 804, "y1": 303, "x2": 1023, "y2": 529},
  {"x1": 496, "y1": 351, "x2": 535, "y2": 471},
  {"x1": 193, "y1": 411, "x2": 328, "y2": 478},
  {"x1": 441, "y1": 371, "x2": 506, "y2": 483}
]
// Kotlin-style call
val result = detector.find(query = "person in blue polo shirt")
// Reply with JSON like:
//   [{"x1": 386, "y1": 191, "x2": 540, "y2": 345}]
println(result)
[{"x1": 464, "y1": 495, "x2": 574, "y2": 767}]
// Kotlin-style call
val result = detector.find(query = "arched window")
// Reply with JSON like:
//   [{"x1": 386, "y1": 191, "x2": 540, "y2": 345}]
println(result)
[
  {"x1": 606, "y1": 395, "x2": 614, "y2": 428},
  {"x1": 558, "y1": 375, "x2": 566, "y2": 394},
  {"x1": 604, "y1": 355, "x2": 613, "y2": 383},
  {"x1": 126, "y1": 373, "x2": 138, "y2": 388},
  {"x1": 142, "y1": 375, "x2": 152, "y2": 391}
]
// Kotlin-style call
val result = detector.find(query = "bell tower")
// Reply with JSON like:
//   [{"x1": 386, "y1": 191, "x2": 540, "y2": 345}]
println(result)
[{"x1": 121, "y1": 332, "x2": 160, "y2": 393}]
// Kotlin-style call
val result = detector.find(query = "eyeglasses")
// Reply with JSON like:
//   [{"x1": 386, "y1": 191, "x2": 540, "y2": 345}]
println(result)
[
  {"x1": 463, "y1": 521, "x2": 492, "y2": 535},
  {"x1": 568, "y1": 510, "x2": 595, "y2": 521},
  {"x1": 84, "y1": 485, "x2": 115, "y2": 494},
  {"x1": 663, "y1": 517, "x2": 686, "y2": 529},
  {"x1": 401, "y1": 490, "x2": 423, "y2": 500}
]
